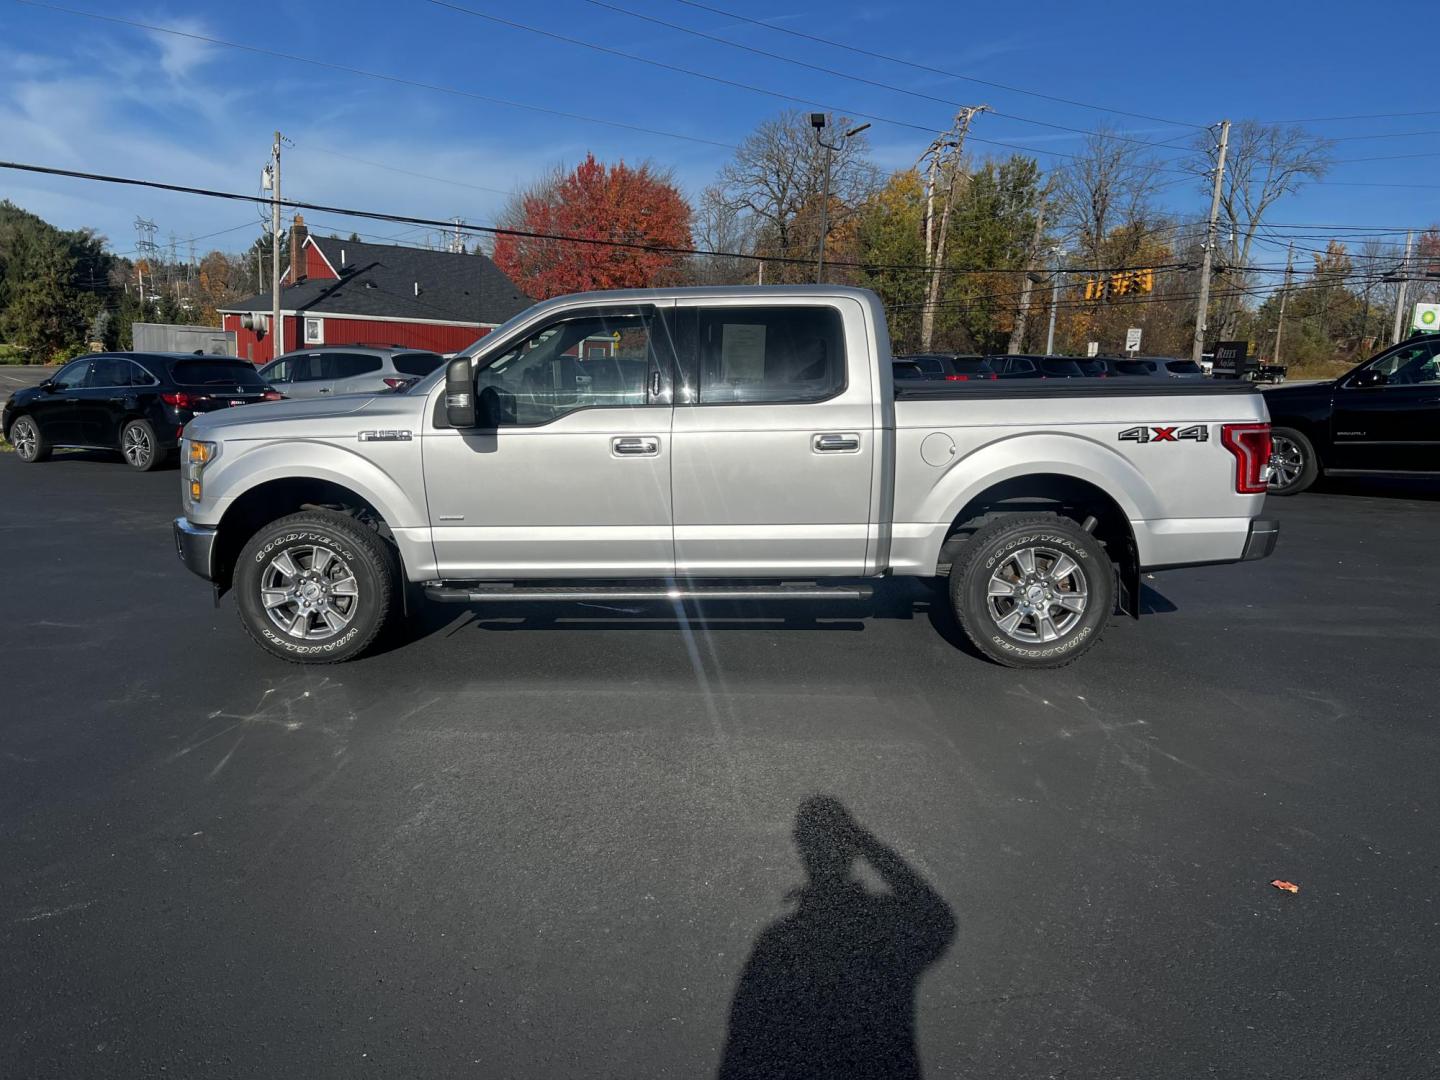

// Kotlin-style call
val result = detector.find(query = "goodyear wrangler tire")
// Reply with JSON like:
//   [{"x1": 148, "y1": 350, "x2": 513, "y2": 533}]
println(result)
[
  {"x1": 951, "y1": 513, "x2": 1114, "y2": 669},
  {"x1": 234, "y1": 510, "x2": 396, "y2": 664}
]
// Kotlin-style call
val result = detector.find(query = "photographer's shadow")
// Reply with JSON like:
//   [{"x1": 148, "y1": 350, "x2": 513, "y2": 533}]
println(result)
[{"x1": 718, "y1": 797, "x2": 956, "y2": 1080}]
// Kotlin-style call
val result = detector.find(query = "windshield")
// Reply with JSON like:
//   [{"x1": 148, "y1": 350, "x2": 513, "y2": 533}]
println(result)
[
  {"x1": 1074, "y1": 359, "x2": 1106, "y2": 376},
  {"x1": 950, "y1": 357, "x2": 993, "y2": 374},
  {"x1": 1039, "y1": 358, "x2": 1082, "y2": 376},
  {"x1": 170, "y1": 360, "x2": 268, "y2": 388}
]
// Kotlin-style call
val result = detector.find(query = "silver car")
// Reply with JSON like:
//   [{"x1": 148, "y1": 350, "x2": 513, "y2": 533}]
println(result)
[{"x1": 258, "y1": 346, "x2": 445, "y2": 398}]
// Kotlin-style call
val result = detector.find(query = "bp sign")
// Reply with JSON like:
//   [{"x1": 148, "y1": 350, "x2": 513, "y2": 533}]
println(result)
[{"x1": 1414, "y1": 303, "x2": 1440, "y2": 333}]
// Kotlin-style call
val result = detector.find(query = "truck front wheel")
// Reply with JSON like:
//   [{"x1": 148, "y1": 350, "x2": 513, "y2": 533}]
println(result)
[
  {"x1": 234, "y1": 510, "x2": 397, "y2": 663},
  {"x1": 950, "y1": 513, "x2": 1114, "y2": 669}
]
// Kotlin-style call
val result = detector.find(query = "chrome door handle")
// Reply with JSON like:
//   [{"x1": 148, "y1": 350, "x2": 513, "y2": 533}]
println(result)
[
  {"x1": 813, "y1": 433, "x2": 860, "y2": 453},
  {"x1": 318, "y1": 388, "x2": 332, "y2": 394},
  {"x1": 612, "y1": 436, "x2": 660, "y2": 456}
]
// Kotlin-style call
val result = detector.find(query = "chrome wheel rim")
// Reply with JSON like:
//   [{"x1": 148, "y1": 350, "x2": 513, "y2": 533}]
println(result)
[
  {"x1": 986, "y1": 545, "x2": 1089, "y2": 644},
  {"x1": 12, "y1": 419, "x2": 37, "y2": 459},
  {"x1": 122, "y1": 424, "x2": 152, "y2": 468},
  {"x1": 1269, "y1": 435, "x2": 1303, "y2": 490},
  {"x1": 260, "y1": 544, "x2": 360, "y2": 640}
]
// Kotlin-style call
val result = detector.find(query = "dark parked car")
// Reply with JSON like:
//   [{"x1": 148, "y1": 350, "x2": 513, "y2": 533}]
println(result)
[
  {"x1": 988, "y1": 355, "x2": 1085, "y2": 379},
  {"x1": 1101, "y1": 356, "x2": 1206, "y2": 379},
  {"x1": 893, "y1": 353, "x2": 997, "y2": 381},
  {"x1": 3, "y1": 352, "x2": 280, "y2": 471},
  {"x1": 1261, "y1": 335, "x2": 1440, "y2": 494},
  {"x1": 259, "y1": 345, "x2": 446, "y2": 398}
]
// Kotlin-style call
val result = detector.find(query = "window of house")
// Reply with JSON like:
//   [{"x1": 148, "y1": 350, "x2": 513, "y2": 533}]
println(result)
[{"x1": 304, "y1": 317, "x2": 324, "y2": 345}]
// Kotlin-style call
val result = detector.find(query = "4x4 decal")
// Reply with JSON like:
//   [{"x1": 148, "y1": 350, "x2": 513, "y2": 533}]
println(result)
[{"x1": 1118, "y1": 425, "x2": 1208, "y2": 443}]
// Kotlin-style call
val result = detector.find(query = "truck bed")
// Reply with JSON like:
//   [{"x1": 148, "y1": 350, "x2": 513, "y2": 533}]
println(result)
[{"x1": 894, "y1": 379, "x2": 1260, "y2": 399}]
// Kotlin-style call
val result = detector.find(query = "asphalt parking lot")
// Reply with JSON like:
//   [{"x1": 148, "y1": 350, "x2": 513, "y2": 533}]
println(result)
[{"x1": 2, "y1": 451, "x2": 1437, "y2": 1079}]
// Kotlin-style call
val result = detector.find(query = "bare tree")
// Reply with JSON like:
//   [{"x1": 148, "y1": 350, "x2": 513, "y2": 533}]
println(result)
[
  {"x1": 1189, "y1": 121, "x2": 1334, "y2": 337},
  {"x1": 711, "y1": 111, "x2": 879, "y2": 283},
  {"x1": 689, "y1": 186, "x2": 757, "y2": 285},
  {"x1": 1052, "y1": 128, "x2": 1164, "y2": 265}
]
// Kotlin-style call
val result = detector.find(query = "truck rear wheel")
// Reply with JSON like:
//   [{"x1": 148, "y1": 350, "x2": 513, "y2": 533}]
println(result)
[
  {"x1": 234, "y1": 510, "x2": 396, "y2": 663},
  {"x1": 950, "y1": 513, "x2": 1114, "y2": 669}
]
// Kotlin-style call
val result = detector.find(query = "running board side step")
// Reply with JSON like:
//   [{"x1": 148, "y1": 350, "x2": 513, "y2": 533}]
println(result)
[{"x1": 424, "y1": 583, "x2": 874, "y2": 603}]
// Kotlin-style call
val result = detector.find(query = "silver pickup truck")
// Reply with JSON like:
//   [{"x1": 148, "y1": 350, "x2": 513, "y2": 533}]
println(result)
[{"x1": 173, "y1": 286, "x2": 1277, "y2": 668}]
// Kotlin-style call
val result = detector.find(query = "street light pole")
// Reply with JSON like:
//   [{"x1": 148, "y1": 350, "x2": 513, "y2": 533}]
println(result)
[{"x1": 811, "y1": 114, "x2": 870, "y2": 283}]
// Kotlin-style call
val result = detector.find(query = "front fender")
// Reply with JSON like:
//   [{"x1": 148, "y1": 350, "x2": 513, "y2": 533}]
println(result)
[{"x1": 193, "y1": 439, "x2": 427, "y2": 531}]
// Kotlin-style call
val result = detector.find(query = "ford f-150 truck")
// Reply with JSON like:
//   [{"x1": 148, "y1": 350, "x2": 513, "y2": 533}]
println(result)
[{"x1": 172, "y1": 286, "x2": 1277, "y2": 668}]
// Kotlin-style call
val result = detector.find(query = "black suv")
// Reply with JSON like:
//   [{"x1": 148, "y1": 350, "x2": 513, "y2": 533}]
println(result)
[
  {"x1": 1261, "y1": 335, "x2": 1440, "y2": 494},
  {"x1": 987, "y1": 355, "x2": 1085, "y2": 379},
  {"x1": 893, "y1": 353, "x2": 997, "y2": 381},
  {"x1": 3, "y1": 353, "x2": 280, "y2": 471}
]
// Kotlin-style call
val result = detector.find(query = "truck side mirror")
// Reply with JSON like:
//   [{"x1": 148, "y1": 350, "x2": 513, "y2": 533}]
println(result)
[{"x1": 445, "y1": 356, "x2": 476, "y2": 427}]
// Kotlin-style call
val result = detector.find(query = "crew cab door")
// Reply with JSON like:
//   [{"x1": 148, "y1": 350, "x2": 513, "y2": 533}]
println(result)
[
  {"x1": 668, "y1": 298, "x2": 875, "y2": 577},
  {"x1": 422, "y1": 303, "x2": 678, "y2": 578},
  {"x1": 1330, "y1": 338, "x2": 1440, "y2": 471}
]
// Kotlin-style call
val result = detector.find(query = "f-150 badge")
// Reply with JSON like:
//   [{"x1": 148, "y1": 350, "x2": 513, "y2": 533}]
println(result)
[
  {"x1": 358, "y1": 430, "x2": 413, "y2": 442},
  {"x1": 1118, "y1": 425, "x2": 1208, "y2": 443}
]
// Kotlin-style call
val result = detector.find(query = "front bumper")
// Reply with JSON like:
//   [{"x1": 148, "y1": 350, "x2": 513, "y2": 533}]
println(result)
[
  {"x1": 1241, "y1": 518, "x2": 1279, "y2": 561},
  {"x1": 173, "y1": 517, "x2": 217, "y2": 581}
]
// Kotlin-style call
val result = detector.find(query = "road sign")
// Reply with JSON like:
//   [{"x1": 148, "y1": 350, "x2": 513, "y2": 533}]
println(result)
[
  {"x1": 1414, "y1": 303, "x2": 1440, "y2": 333},
  {"x1": 1086, "y1": 341, "x2": 1099, "y2": 357},
  {"x1": 1125, "y1": 327, "x2": 1142, "y2": 353}
]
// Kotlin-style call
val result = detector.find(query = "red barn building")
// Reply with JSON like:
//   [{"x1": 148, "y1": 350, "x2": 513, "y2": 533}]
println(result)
[{"x1": 219, "y1": 219, "x2": 530, "y2": 364}]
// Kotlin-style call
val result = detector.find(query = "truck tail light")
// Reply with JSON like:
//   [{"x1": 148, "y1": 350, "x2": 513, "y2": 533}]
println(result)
[
  {"x1": 1221, "y1": 423, "x2": 1271, "y2": 494},
  {"x1": 262, "y1": 389, "x2": 285, "y2": 401},
  {"x1": 161, "y1": 391, "x2": 194, "y2": 409}
]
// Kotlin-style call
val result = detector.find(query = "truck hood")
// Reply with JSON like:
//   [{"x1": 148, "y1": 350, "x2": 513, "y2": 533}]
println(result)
[{"x1": 185, "y1": 391, "x2": 426, "y2": 440}]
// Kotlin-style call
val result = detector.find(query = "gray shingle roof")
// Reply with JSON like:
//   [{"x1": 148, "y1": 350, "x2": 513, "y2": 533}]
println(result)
[{"x1": 218, "y1": 236, "x2": 530, "y2": 325}]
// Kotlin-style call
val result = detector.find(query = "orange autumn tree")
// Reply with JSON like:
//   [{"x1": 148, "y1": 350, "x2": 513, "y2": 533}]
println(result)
[{"x1": 492, "y1": 154, "x2": 693, "y2": 299}]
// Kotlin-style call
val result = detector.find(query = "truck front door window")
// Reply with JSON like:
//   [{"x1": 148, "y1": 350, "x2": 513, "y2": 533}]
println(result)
[{"x1": 475, "y1": 310, "x2": 666, "y2": 425}]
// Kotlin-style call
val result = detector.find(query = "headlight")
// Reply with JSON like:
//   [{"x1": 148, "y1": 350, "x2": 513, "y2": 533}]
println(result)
[{"x1": 186, "y1": 440, "x2": 219, "y2": 501}]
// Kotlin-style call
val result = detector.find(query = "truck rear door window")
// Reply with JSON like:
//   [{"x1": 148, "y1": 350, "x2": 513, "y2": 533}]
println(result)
[{"x1": 693, "y1": 306, "x2": 846, "y2": 404}]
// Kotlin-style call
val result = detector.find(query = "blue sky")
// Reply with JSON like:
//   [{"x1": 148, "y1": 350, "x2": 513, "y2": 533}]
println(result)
[{"x1": 2, "y1": 0, "x2": 1437, "y2": 272}]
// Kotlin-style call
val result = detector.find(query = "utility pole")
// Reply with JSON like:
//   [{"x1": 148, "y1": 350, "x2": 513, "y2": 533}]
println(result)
[
  {"x1": 919, "y1": 105, "x2": 989, "y2": 351},
  {"x1": 1391, "y1": 230, "x2": 1414, "y2": 344},
  {"x1": 269, "y1": 130, "x2": 283, "y2": 359},
  {"x1": 449, "y1": 217, "x2": 465, "y2": 254},
  {"x1": 1272, "y1": 241, "x2": 1294, "y2": 363},
  {"x1": 1192, "y1": 119, "x2": 1231, "y2": 364},
  {"x1": 811, "y1": 114, "x2": 871, "y2": 283},
  {"x1": 1007, "y1": 191, "x2": 1049, "y2": 354},
  {"x1": 1045, "y1": 249, "x2": 1065, "y2": 355}
]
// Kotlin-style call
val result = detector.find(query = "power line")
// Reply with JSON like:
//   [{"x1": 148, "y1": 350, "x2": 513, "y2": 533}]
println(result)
[
  {"x1": 419, "y1": 0, "x2": 1198, "y2": 170},
  {"x1": 11, "y1": 0, "x2": 738, "y2": 150},
  {"x1": 0, "y1": 158, "x2": 1204, "y2": 276},
  {"x1": 663, "y1": 0, "x2": 1203, "y2": 129},
  {"x1": 579, "y1": 0, "x2": 1198, "y2": 155},
  {"x1": 1260, "y1": 109, "x2": 1440, "y2": 124}
]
